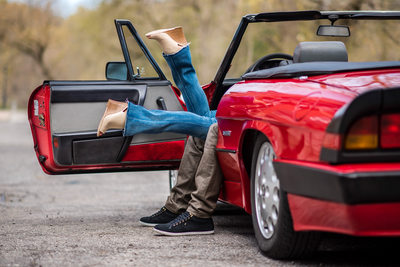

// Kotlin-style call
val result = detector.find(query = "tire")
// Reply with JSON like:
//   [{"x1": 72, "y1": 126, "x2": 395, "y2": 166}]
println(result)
[{"x1": 250, "y1": 135, "x2": 320, "y2": 259}]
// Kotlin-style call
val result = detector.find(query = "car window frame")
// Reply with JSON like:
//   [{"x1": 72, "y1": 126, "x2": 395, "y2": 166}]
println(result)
[{"x1": 114, "y1": 19, "x2": 167, "y2": 81}]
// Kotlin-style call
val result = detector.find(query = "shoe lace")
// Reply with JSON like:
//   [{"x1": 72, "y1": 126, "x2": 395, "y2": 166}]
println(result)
[
  {"x1": 171, "y1": 212, "x2": 192, "y2": 227},
  {"x1": 151, "y1": 207, "x2": 167, "y2": 217}
]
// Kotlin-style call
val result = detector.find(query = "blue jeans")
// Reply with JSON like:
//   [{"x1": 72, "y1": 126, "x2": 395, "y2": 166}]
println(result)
[{"x1": 124, "y1": 46, "x2": 216, "y2": 139}]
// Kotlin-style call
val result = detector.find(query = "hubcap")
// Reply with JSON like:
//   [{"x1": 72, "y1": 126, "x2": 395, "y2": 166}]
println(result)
[{"x1": 254, "y1": 142, "x2": 279, "y2": 239}]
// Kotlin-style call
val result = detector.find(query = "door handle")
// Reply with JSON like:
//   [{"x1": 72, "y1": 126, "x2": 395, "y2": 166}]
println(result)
[{"x1": 156, "y1": 97, "x2": 167, "y2": 110}]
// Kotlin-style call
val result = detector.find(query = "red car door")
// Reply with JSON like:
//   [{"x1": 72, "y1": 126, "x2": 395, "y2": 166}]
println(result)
[{"x1": 28, "y1": 20, "x2": 186, "y2": 174}]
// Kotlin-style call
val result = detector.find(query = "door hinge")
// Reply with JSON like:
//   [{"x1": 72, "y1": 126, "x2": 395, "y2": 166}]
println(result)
[{"x1": 39, "y1": 155, "x2": 47, "y2": 163}]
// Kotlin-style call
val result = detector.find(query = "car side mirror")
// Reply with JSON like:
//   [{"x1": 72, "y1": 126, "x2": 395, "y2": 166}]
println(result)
[
  {"x1": 106, "y1": 62, "x2": 128, "y2": 80},
  {"x1": 317, "y1": 25, "x2": 350, "y2": 37}
]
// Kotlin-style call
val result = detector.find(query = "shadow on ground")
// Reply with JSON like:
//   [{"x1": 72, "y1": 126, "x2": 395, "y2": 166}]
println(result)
[{"x1": 213, "y1": 202, "x2": 400, "y2": 266}]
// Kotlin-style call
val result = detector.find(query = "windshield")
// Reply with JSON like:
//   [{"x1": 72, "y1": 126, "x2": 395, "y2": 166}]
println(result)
[{"x1": 226, "y1": 18, "x2": 400, "y2": 79}]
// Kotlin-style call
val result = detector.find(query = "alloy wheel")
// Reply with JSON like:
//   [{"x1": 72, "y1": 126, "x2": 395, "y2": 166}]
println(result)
[{"x1": 254, "y1": 142, "x2": 280, "y2": 239}]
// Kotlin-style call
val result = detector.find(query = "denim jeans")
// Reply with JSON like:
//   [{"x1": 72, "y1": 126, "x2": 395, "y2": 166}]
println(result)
[{"x1": 124, "y1": 46, "x2": 216, "y2": 139}]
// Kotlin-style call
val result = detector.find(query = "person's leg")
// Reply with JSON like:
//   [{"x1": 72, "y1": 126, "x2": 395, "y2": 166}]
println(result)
[
  {"x1": 153, "y1": 123, "x2": 222, "y2": 235},
  {"x1": 164, "y1": 136, "x2": 205, "y2": 214},
  {"x1": 139, "y1": 134, "x2": 206, "y2": 226},
  {"x1": 100, "y1": 28, "x2": 212, "y2": 137},
  {"x1": 146, "y1": 27, "x2": 210, "y2": 118},
  {"x1": 124, "y1": 102, "x2": 215, "y2": 140},
  {"x1": 186, "y1": 123, "x2": 222, "y2": 218},
  {"x1": 163, "y1": 46, "x2": 210, "y2": 117},
  {"x1": 135, "y1": 28, "x2": 219, "y2": 231}
]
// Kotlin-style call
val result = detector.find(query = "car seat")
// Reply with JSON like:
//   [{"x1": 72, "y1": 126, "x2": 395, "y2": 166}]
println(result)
[{"x1": 293, "y1": 41, "x2": 348, "y2": 63}]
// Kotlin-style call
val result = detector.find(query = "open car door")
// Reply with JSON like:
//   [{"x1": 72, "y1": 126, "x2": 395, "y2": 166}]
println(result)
[{"x1": 28, "y1": 20, "x2": 186, "y2": 174}]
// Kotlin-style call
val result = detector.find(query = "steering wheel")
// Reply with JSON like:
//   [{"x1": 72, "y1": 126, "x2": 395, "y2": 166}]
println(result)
[{"x1": 244, "y1": 53, "x2": 293, "y2": 74}]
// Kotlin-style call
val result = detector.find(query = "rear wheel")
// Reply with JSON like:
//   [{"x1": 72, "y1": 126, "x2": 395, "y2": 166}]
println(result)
[{"x1": 250, "y1": 136, "x2": 320, "y2": 259}]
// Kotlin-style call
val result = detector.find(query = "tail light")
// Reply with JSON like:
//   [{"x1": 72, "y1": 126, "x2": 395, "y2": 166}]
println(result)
[
  {"x1": 320, "y1": 88, "x2": 400, "y2": 163},
  {"x1": 344, "y1": 115, "x2": 378, "y2": 150},
  {"x1": 342, "y1": 113, "x2": 400, "y2": 150},
  {"x1": 381, "y1": 114, "x2": 400, "y2": 149}
]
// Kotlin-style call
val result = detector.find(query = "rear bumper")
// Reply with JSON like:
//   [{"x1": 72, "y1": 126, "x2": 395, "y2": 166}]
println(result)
[
  {"x1": 274, "y1": 160, "x2": 400, "y2": 236},
  {"x1": 287, "y1": 194, "x2": 400, "y2": 236},
  {"x1": 274, "y1": 160, "x2": 400, "y2": 204}
]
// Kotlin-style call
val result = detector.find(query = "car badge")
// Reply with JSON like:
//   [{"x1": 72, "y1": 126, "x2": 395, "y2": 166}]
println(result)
[{"x1": 222, "y1": 130, "x2": 232, "y2": 136}]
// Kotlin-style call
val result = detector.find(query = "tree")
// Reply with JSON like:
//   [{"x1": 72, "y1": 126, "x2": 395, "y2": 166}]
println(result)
[
  {"x1": 1, "y1": 0, "x2": 400, "y2": 108},
  {"x1": 0, "y1": 1, "x2": 59, "y2": 79}
]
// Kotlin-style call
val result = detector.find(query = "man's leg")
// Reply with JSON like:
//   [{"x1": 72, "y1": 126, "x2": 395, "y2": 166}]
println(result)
[
  {"x1": 139, "y1": 135, "x2": 205, "y2": 226},
  {"x1": 164, "y1": 136, "x2": 205, "y2": 214},
  {"x1": 153, "y1": 123, "x2": 222, "y2": 235},
  {"x1": 186, "y1": 123, "x2": 222, "y2": 218}
]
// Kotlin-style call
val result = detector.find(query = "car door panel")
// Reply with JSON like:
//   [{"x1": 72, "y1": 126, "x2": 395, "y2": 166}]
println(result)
[
  {"x1": 29, "y1": 81, "x2": 186, "y2": 174},
  {"x1": 47, "y1": 79, "x2": 186, "y2": 168},
  {"x1": 28, "y1": 20, "x2": 187, "y2": 174},
  {"x1": 49, "y1": 81, "x2": 142, "y2": 167},
  {"x1": 50, "y1": 82, "x2": 146, "y2": 133}
]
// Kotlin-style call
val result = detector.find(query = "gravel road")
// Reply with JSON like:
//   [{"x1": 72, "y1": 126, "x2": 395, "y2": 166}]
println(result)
[{"x1": 1, "y1": 112, "x2": 399, "y2": 266}]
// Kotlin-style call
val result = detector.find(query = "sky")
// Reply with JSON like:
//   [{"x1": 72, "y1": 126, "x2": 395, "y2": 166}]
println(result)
[
  {"x1": 9, "y1": 0, "x2": 102, "y2": 17},
  {"x1": 54, "y1": 0, "x2": 101, "y2": 17}
]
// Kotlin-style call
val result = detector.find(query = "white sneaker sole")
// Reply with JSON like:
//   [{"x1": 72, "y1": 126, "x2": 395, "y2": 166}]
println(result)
[
  {"x1": 153, "y1": 228, "x2": 214, "y2": 236},
  {"x1": 139, "y1": 221, "x2": 158, "y2": 227}
]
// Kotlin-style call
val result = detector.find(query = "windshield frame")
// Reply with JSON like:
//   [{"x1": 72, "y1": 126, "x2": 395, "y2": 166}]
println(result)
[{"x1": 210, "y1": 10, "x2": 400, "y2": 109}]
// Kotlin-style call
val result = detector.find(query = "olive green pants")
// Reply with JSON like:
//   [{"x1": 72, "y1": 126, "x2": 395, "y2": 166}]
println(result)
[{"x1": 165, "y1": 123, "x2": 222, "y2": 218}]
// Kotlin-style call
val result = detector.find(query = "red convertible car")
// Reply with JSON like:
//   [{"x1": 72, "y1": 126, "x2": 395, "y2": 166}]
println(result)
[{"x1": 28, "y1": 11, "x2": 400, "y2": 259}]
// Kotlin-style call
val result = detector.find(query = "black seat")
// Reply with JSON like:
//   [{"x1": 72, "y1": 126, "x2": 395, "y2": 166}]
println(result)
[{"x1": 293, "y1": 41, "x2": 348, "y2": 63}]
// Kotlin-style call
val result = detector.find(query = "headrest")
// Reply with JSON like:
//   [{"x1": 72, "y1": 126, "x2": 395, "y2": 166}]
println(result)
[{"x1": 293, "y1": 41, "x2": 348, "y2": 63}]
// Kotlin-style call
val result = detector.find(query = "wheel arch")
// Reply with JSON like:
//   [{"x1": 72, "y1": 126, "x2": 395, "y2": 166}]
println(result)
[
  {"x1": 241, "y1": 129, "x2": 266, "y2": 180},
  {"x1": 239, "y1": 122, "x2": 274, "y2": 213},
  {"x1": 242, "y1": 124, "x2": 321, "y2": 259}
]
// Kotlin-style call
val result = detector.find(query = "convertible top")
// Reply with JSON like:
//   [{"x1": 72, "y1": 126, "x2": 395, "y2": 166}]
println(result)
[
  {"x1": 246, "y1": 10, "x2": 400, "y2": 23},
  {"x1": 242, "y1": 61, "x2": 400, "y2": 80}
]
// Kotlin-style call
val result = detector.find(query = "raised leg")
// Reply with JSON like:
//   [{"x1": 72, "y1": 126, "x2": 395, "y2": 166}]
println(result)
[
  {"x1": 99, "y1": 29, "x2": 213, "y2": 138},
  {"x1": 123, "y1": 102, "x2": 216, "y2": 140},
  {"x1": 146, "y1": 27, "x2": 210, "y2": 117},
  {"x1": 163, "y1": 46, "x2": 211, "y2": 117}
]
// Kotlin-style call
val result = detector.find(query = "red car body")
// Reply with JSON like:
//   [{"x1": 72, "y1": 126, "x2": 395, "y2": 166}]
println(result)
[
  {"x1": 216, "y1": 69, "x2": 400, "y2": 236},
  {"x1": 28, "y1": 11, "x2": 400, "y2": 258}
]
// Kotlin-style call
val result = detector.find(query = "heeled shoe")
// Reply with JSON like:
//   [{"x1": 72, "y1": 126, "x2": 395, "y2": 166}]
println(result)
[
  {"x1": 97, "y1": 99, "x2": 128, "y2": 137},
  {"x1": 145, "y1": 26, "x2": 188, "y2": 55}
]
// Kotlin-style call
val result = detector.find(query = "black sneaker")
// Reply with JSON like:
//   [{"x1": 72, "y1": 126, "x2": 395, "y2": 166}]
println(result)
[
  {"x1": 139, "y1": 206, "x2": 179, "y2": 227},
  {"x1": 153, "y1": 211, "x2": 214, "y2": 236}
]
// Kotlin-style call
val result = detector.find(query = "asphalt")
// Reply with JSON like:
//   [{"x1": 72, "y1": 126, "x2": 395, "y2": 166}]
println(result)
[{"x1": 1, "y1": 111, "x2": 399, "y2": 266}]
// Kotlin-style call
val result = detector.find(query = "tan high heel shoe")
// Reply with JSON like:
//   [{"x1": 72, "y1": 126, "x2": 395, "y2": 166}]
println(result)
[
  {"x1": 145, "y1": 27, "x2": 188, "y2": 55},
  {"x1": 97, "y1": 99, "x2": 128, "y2": 137}
]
